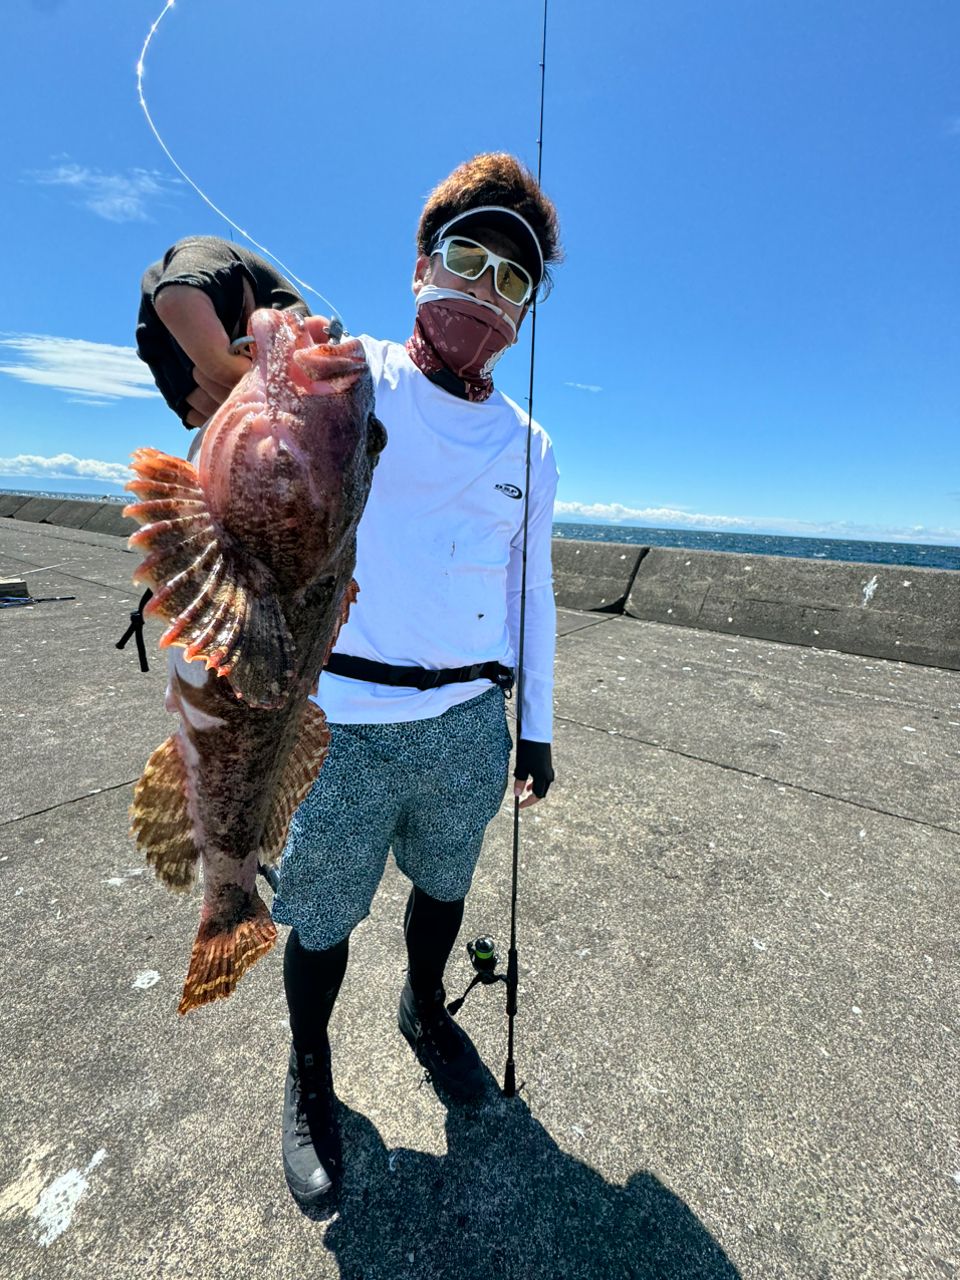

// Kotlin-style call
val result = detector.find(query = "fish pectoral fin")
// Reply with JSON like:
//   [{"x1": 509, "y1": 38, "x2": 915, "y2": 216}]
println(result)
[
  {"x1": 130, "y1": 735, "x2": 200, "y2": 892},
  {"x1": 178, "y1": 893, "x2": 277, "y2": 1014},
  {"x1": 259, "y1": 702, "x2": 332, "y2": 867},
  {"x1": 210, "y1": 584, "x2": 296, "y2": 711},
  {"x1": 124, "y1": 446, "x2": 296, "y2": 710}
]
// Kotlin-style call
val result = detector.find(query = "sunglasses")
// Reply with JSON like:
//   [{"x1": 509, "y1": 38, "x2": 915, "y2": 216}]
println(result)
[{"x1": 433, "y1": 236, "x2": 536, "y2": 307}]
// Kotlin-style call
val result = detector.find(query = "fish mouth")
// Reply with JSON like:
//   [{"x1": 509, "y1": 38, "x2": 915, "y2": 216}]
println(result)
[
  {"x1": 247, "y1": 309, "x2": 370, "y2": 394},
  {"x1": 292, "y1": 340, "x2": 367, "y2": 392}
]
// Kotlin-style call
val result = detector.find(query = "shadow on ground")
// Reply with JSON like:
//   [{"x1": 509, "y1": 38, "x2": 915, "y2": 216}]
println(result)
[{"x1": 311, "y1": 1067, "x2": 742, "y2": 1280}]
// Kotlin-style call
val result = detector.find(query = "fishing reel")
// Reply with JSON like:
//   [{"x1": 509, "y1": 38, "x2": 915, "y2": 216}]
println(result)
[
  {"x1": 446, "y1": 935, "x2": 505, "y2": 1016},
  {"x1": 467, "y1": 936, "x2": 500, "y2": 981}
]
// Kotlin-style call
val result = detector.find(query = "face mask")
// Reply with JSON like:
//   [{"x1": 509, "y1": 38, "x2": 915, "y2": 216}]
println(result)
[{"x1": 406, "y1": 286, "x2": 518, "y2": 402}]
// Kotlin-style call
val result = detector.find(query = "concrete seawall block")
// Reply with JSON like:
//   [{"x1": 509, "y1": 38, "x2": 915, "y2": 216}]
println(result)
[
  {"x1": 46, "y1": 499, "x2": 105, "y2": 529},
  {"x1": 627, "y1": 546, "x2": 960, "y2": 670},
  {"x1": 11, "y1": 496, "x2": 63, "y2": 523},
  {"x1": 83, "y1": 504, "x2": 138, "y2": 537},
  {"x1": 551, "y1": 539, "x2": 645, "y2": 612},
  {"x1": 0, "y1": 495, "x2": 31, "y2": 518}
]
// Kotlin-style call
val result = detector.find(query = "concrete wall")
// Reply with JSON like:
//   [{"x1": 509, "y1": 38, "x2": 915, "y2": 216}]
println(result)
[
  {"x1": 548, "y1": 540, "x2": 960, "y2": 673},
  {"x1": 4, "y1": 497, "x2": 958, "y2": 670},
  {"x1": 625, "y1": 545, "x2": 960, "y2": 671},
  {"x1": 1, "y1": 494, "x2": 137, "y2": 537}
]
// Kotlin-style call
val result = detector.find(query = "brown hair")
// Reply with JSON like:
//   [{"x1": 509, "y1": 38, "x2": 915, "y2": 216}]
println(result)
[{"x1": 417, "y1": 152, "x2": 562, "y2": 289}]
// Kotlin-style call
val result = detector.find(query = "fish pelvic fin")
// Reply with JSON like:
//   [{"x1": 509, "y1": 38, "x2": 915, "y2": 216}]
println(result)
[
  {"x1": 178, "y1": 892, "x2": 277, "y2": 1015},
  {"x1": 259, "y1": 702, "x2": 332, "y2": 866},
  {"x1": 124, "y1": 447, "x2": 296, "y2": 710},
  {"x1": 130, "y1": 735, "x2": 200, "y2": 892},
  {"x1": 322, "y1": 577, "x2": 359, "y2": 667}
]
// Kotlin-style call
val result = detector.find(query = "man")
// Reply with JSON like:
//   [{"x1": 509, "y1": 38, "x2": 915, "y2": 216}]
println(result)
[
  {"x1": 136, "y1": 152, "x2": 561, "y2": 1209},
  {"x1": 136, "y1": 235, "x2": 309, "y2": 429}
]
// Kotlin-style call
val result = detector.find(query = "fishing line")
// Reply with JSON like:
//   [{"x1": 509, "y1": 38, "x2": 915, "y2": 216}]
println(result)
[{"x1": 136, "y1": 0, "x2": 345, "y2": 328}]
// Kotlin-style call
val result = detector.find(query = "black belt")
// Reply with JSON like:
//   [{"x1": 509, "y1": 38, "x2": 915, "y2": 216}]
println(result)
[{"x1": 324, "y1": 653, "x2": 514, "y2": 693}]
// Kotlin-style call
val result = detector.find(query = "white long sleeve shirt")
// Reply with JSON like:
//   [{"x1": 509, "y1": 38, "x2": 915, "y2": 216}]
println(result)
[{"x1": 313, "y1": 336, "x2": 558, "y2": 742}]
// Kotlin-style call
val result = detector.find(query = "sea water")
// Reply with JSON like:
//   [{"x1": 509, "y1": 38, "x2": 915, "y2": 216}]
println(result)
[{"x1": 553, "y1": 523, "x2": 960, "y2": 571}]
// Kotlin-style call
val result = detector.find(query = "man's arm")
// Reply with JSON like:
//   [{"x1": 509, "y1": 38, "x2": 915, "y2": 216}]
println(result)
[
  {"x1": 507, "y1": 433, "x2": 559, "y2": 808},
  {"x1": 153, "y1": 285, "x2": 254, "y2": 427}
]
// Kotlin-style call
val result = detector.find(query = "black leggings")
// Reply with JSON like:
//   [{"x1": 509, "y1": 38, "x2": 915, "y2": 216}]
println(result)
[{"x1": 283, "y1": 886, "x2": 465, "y2": 1049}]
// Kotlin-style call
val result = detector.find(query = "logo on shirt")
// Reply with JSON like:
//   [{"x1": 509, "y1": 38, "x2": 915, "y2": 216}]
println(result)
[{"x1": 495, "y1": 483, "x2": 523, "y2": 500}]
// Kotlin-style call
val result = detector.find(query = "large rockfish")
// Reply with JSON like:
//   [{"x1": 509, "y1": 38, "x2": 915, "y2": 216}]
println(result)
[{"x1": 124, "y1": 308, "x2": 385, "y2": 1014}]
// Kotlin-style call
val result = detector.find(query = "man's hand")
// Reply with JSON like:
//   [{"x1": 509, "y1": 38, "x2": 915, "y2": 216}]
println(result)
[
  {"x1": 154, "y1": 284, "x2": 254, "y2": 426},
  {"x1": 513, "y1": 739, "x2": 554, "y2": 810}
]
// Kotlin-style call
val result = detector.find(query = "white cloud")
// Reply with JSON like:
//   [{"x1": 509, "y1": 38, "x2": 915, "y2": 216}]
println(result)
[
  {"x1": 0, "y1": 453, "x2": 133, "y2": 485},
  {"x1": 555, "y1": 501, "x2": 753, "y2": 529},
  {"x1": 553, "y1": 500, "x2": 960, "y2": 544},
  {"x1": 0, "y1": 334, "x2": 160, "y2": 402},
  {"x1": 563, "y1": 381, "x2": 603, "y2": 393},
  {"x1": 28, "y1": 163, "x2": 178, "y2": 222}
]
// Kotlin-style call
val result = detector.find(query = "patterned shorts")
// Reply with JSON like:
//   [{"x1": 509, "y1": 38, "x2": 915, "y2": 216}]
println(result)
[{"x1": 271, "y1": 687, "x2": 513, "y2": 950}]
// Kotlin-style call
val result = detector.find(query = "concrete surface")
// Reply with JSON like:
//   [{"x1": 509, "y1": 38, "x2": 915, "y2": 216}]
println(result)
[
  {"x1": 626, "y1": 546, "x2": 960, "y2": 672},
  {"x1": 1, "y1": 516, "x2": 958, "y2": 1280}
]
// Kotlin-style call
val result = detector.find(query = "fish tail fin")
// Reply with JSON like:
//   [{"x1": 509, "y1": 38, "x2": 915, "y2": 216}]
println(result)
[
  {"x1": 177, "y1": 893, "x2": 277, "y2": 1015},
  {"x1": 124, "y1": 447, "x2": 295, "y2": 710},
  {"x1": 130, "y1": 735, "x2": 200, "y2": 891}
]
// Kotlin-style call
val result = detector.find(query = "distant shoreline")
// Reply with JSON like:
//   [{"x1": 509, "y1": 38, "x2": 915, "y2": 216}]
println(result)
[
  {"x1": 0, "y1": 487, "x2": 128, "y2": 504},
  {"x1": 2, "y1": 488, "x2": 957, "y2": 569}
]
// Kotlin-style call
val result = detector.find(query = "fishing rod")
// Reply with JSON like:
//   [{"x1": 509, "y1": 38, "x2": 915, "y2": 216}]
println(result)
[{"x1": 446, "y1": 0, "x2": 551, "y2": 1100}]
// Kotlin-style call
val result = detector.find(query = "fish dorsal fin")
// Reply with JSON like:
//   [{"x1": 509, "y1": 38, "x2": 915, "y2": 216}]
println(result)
[{"x1": 124, "y1": 447, "x2": 295, "y2": 710}]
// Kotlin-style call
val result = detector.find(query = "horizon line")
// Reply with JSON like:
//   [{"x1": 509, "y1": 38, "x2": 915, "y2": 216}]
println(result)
[{"x1": 2, "y1": 484, "x2": 959, "y2": 548}]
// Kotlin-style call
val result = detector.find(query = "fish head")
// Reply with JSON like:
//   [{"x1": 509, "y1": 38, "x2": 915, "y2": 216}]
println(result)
[{"x1": 199, "y1": 309, "x2": 385, "y2": 591}]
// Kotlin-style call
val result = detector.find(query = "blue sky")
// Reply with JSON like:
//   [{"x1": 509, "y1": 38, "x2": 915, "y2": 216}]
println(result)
[{"x1": 1, "y1": 0, "x2": 958, "y2": 542}]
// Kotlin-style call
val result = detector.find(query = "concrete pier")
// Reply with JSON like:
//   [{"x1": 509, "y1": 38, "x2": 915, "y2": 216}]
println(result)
[
  {"x1": 1, "y1": 512, "x2": 958, "y2": 1280},
  {"x1": 3, "y1": 497, "x2": 958, "y2": 668}
]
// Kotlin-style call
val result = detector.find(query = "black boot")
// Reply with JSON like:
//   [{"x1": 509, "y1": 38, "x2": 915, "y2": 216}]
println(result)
[
  {"x1": 398, "y1": 978, "x2": 487, "y2": 1100},
  {"x1": 281, "y1": 931, "x2": 349, "y2": 1205},
  {"x1": 399, "y1": 887, "x2": 487, "y2": 1099},
  {"x1": 281, "y1": 1037, "x2": 341, "y2": 1205}
]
